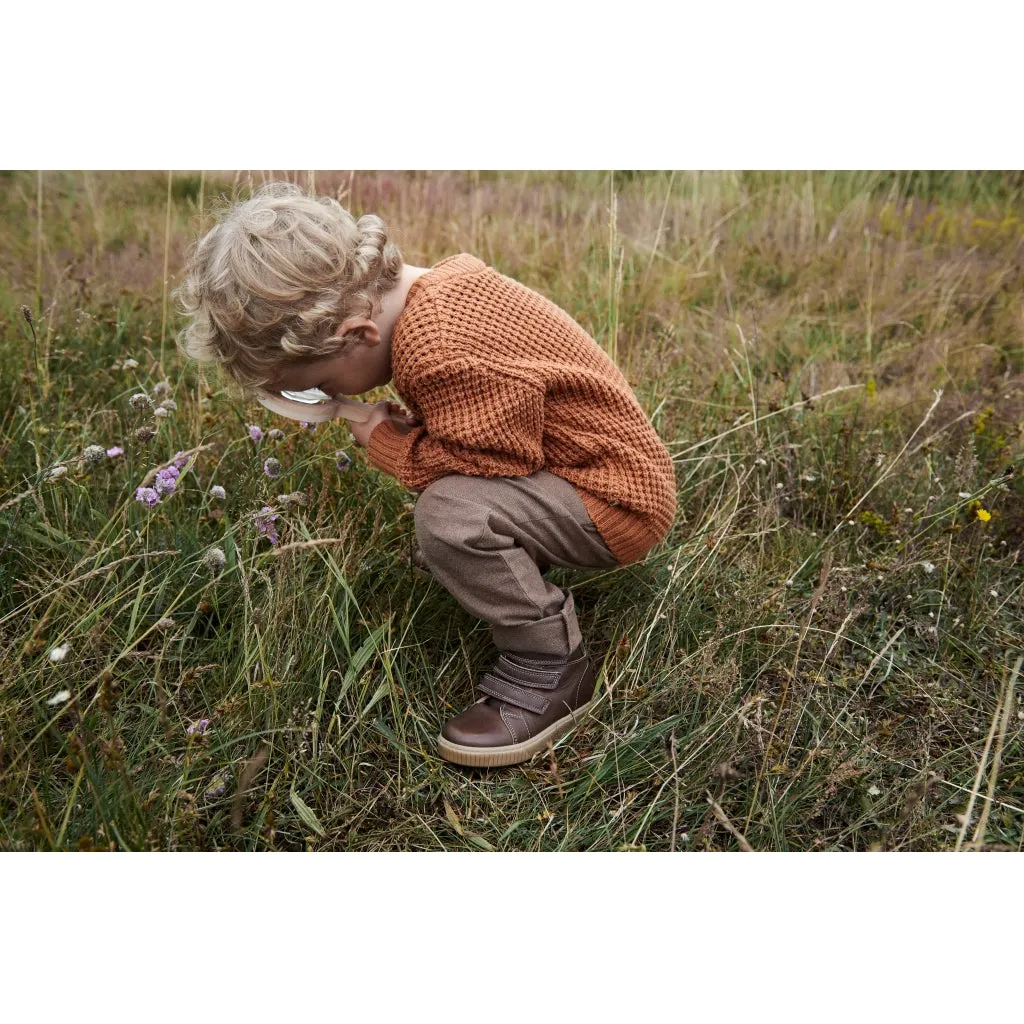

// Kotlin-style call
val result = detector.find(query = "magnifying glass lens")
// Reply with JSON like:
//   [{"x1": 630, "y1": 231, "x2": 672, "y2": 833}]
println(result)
[{"x1": 280, "y1": 388, "x2": 331, "y2": 404}]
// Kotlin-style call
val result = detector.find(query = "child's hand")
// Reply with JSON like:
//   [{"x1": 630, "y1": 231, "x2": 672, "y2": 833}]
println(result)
[
  {"x1": 386, "y1": 400, "x2": 423, "y2": 435},
  {"x1": 349, "y1": 400, "x2": 422, "y2": 448}
]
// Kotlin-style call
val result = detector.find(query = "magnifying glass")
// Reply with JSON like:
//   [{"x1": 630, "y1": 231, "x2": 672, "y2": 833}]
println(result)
[{"x1": 255, "y1": 386, "x2": 377, "y2": 424}]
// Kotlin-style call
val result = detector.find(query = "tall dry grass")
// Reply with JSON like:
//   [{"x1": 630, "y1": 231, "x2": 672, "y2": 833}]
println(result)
[{"x1": 0, "y1": 170, "x2": 1021, "y2": 851}]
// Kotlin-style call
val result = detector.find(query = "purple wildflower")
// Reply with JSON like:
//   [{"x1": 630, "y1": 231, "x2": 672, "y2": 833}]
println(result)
[
  {"x1": 106, "y1": 446, "x2": 124, "y2": 458},
  {"x1": 135, "y1": 486, "x2": 160, "y2": 508},
  {"x1": 209, "y1": 484, "x2": 226, "y2": 500},
  {"x1": 335, "y1": 450, "x2": 352, "y2": 472},
  {"x1": 255, "y1": 506, "x2": 280, "y2": 545},
  {"x1": 154, "y1": 466, "x2": 179, "y2": 496},
  {"x1": 186, "y1": 718, "x2": 210, "y2": 736},
  {"x1": 248, "y1": 424, "x2": 264, "y2": 443},
  {"x1": 299, "y1": 421, "x2": 317, "y2": 432},
  {"x1": 263, "y1": 457, "x2": 282, "y2": 479},
  {"x1": 172, "y1": 450, "x2": 189, "y2": 470}
]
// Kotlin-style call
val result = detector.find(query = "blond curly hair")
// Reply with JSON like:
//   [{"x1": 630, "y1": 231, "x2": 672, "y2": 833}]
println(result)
[{"x1": 173, "y1": 180, "x2": 404, "y2": 393}]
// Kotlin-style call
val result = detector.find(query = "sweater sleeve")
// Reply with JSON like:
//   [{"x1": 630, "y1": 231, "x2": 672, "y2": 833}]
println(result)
[{"x1": 364, "y1": 359, "x2": 546, "y2": 492}]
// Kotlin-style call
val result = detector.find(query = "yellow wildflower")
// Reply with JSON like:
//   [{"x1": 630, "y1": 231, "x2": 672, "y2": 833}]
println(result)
[{"x1": 976, "y1": 507, "x2": 991, "y2": 522}]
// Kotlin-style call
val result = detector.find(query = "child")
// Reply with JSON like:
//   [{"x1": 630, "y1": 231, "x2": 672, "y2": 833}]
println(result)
[{"x1": 175, "y1": 180, "x2": 677, "y2": 768}]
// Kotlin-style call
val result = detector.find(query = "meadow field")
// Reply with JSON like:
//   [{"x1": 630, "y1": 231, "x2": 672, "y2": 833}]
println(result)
[{"x1": 1, "y1": 169, "x2": 1021, "y2": 852}]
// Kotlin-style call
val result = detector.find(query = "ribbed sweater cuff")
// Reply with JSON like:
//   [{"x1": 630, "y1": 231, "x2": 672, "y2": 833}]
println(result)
[
  {"x1": 577, "y1": 491, "x2": 664, "y2": 567},
  {"x1": 365, "y1": 418, "x2": 410, "y2": 478}
]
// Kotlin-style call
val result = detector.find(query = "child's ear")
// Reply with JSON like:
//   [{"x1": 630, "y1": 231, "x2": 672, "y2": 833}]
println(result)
[{"x1": 335, "y1": 317, "x2": 379, "y2": 345}]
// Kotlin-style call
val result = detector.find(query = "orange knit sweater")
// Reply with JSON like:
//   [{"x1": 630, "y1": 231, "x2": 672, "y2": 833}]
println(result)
[{"x1": 365, "y1": 253, "x2": 677, "y2": 566}]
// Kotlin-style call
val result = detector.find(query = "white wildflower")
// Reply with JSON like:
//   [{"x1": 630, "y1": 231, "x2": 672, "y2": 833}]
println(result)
[
  {"x1": 122, "y1": 358, "x2": 139, "y2": 369},
  {"x1": 754, "y1": 457, "x2": 767, "y2": 467},
  {"x1": 799, "y1": 472, "x2": 817, "y2": 482},
  {"x1": 989, "y1": 589, "x2": 998, "y2": 598},
  {"x1": 867, "y1": 784, "x2": 881, "y2": 797},
  {"x1": 958, "y1": 491, "x2": 971, "y2": 499},
  {"x1": 921, "y1": 562, "x2": 936, "y2": 574},
  {"x1": 48, "y1": 643, "x2": 71, "y2": 663},
  {"x1": 46, "y1": 690, "x2": 72, "y2": 706}
]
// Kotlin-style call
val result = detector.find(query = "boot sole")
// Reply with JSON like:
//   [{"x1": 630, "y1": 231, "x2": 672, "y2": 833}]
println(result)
[{"x1": 436, "y1": 701, "x2": 592, "y2": 768}]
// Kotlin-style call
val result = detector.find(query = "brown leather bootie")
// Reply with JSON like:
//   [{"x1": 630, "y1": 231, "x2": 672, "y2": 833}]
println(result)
[{"x1": 437, "y1": 641, "x2": 595, "y2": 767}]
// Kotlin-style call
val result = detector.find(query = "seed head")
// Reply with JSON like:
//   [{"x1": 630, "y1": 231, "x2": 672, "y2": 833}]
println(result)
[
  {"x1": 267, "y1": 428, "x2": 285, "y2": 441},
  {"x1": 160, "y1": 398, "x2": 177, "y2": 412},
  {"x1": 335, "y1": 450, "x2": 352, "y2": 472},
  {"x1": 152, "y1": 380, "x2": 171, "y2": 396},
  {"x1": 122, "y1": 358, "x2": 140, "y2": 370},
  {"x1": 154, "y1": 406, "x2": 170, "y2": 418},
  {"x1": 129, "y1": 392, "x2": 154, "y2": 412},
  {"x1": 45, "y1": 464, "x2": 68, "y2": 481},
  {"x1": 277, "y1": 491, "x2": 308, "y2": 510},
  {"x1": 20, "y1": 305, "x2": 33, "y2": 324},
  {"x1": 203, "y1": 547, "x2": 226, "y2": 574},
  {"x1": 263, "y1": 457, "x2": 282, "y2": 479},
  {"x1": 156, "y1": 616, "x2": 175, "y2": 631},
  {"x1": 83, "y1": 444, "x2": 107, "y2": 465}
]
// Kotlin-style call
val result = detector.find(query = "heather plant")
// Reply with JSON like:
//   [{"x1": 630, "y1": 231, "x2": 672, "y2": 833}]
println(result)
[{"x1": 0, "y1": 170, "x2": 1021, "y2": 852}]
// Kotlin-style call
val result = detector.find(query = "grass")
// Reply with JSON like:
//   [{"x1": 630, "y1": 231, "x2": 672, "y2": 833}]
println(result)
[{"x1": 1, "y1": 169, "x2": 1022, "y2": 852}]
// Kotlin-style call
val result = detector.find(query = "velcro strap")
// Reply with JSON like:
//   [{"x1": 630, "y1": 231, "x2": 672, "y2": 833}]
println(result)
[
  {"x1": 478, "y1": 673, "x2": 550, "y2": 715},
  {"x1": 493, "y1": 653, "x2": 565, "y2": 690}
]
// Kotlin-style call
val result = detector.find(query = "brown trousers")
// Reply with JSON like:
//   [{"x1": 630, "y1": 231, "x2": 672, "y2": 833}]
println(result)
[{"x1": 412, "y1": 469, "x2": 620, "y2": 657}]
